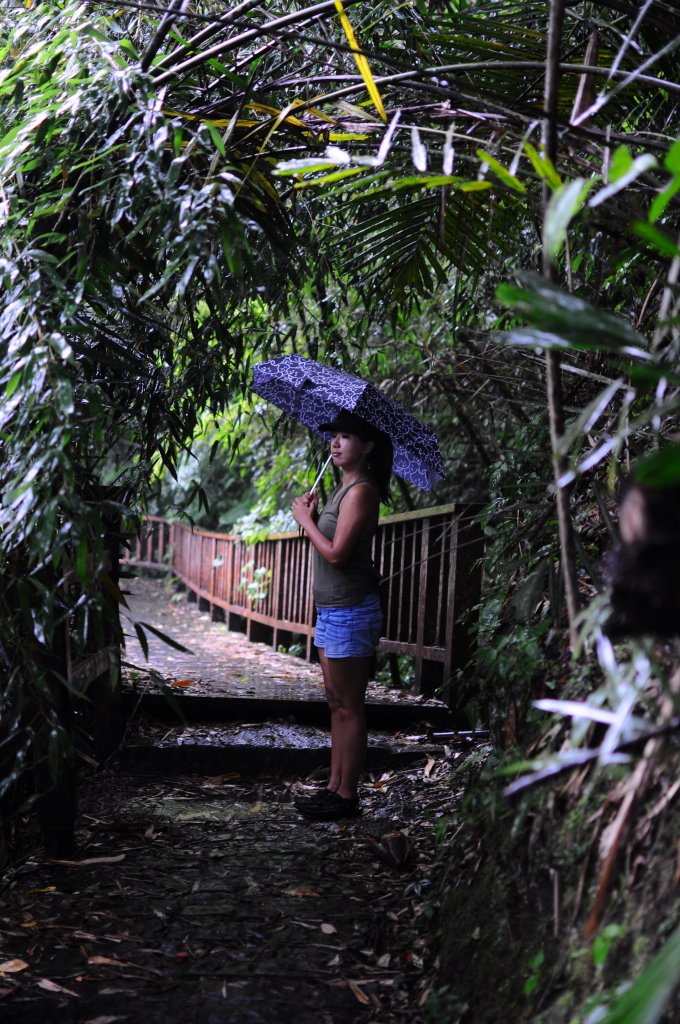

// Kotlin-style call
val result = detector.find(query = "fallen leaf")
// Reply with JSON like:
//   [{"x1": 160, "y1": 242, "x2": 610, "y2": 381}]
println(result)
[
  {"x1": 171, "y1": 680, "x2": 192, "y2": 688},
  {"x1": 320, "y1": 923, "x2": 337, "y2": 934},
  {"x1": 284, "y1": 887, "x2": 320, "y2": 898},
  {"x1": 87, "y1": 956, "x2": 163, "y2": 977},
  {"x1": 347, "y1": 979, "x2": 371, "y2": 1005},
  {"x1": 26, "y1": 885, "x2": 57, "y2": 895},
  {"x1": 0, "y1": 959, "x2": 29, "y2": 974},
  {"x1": 37, "y1": 977, "x2": 81, "y2": 997},
  {"x1": 49, "y1": 854, "x2": 126, "y2": 867},
  {"x1": 424, "y1": 755, "x2": 436, "y2": 778},
  {"x1": 84, "y1": 1017, "x2": 127, "y2": 1024}
]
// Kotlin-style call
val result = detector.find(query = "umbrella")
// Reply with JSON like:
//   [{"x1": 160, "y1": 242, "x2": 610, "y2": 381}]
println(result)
[{"x1": 251, "y1": 354, "x2": 444, "y2": 491}]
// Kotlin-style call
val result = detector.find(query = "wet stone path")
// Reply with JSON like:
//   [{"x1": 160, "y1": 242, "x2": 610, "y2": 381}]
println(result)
[{"x1": 0, "y1": 575, "x2": 476, "y2": 1023}]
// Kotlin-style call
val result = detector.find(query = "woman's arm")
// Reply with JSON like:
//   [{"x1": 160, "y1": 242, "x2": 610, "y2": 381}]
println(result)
[{"x1": 292, "y1": 484, "x2": 378, "y2": 568}]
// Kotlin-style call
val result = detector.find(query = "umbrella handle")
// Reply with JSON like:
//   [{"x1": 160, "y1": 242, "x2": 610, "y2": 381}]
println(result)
[{"x1": 310, "y1": 454, "x2": 332, "y2": 495}]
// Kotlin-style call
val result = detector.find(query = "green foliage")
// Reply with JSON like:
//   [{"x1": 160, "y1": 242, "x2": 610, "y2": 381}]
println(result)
[
  {"x1": 238, "y1": 560, "x2": 273, "y2": 604},
  {"x1": 594, "y1": 925, "x2": 628, "y2": 974},
  {"x1": 524, "y1": 949, "x2": 545, "y2": 997}
]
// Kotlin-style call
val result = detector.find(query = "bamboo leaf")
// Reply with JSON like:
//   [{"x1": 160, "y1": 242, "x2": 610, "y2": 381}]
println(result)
[
  {"x1": 137, "y1": 621, "x2": 192, "y2": 653},
  {"x1": 477, "y1": 148, "x2": 525, "y2": 193},
  {"x1": 497, "y1": 273, "x2": 650, "y2": 352},
  {"x1": 411, "y1": 126, "x2": 427, "y2": 172},
  {"x1": 589, "y1": 153, "x2": 658, "y2": 208},
  {"x1": 544, "y1": 177, "x2": 593, "y2": 259},
  {"x1": 334, "y1": 0, "x2": 386, "y2": 121},
  {"x1": 599, "y1": 925, "x2": 680, "y2": 1024},
  {"x1": 557, "y1": 379, "x2": 625, "y2": 456},
  {"x1": 633, "y1": 221, "x2": 680, "y2": 257},
  {"x1": 523, "y1": 141, "x2": 562, "y2": 189}
]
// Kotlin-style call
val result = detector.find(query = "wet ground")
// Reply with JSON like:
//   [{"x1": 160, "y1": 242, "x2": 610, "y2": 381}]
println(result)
[{"x1": 0, "y1": 574, "x2": 479, "y2": 1022}]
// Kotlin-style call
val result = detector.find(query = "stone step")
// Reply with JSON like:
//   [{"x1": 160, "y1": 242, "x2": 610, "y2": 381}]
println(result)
[
  {"x1": 122, "y1": 691, "x2": 461, "y2": 730},
  {"x1": 118, "y1": 721, "x2": 474, "y2": 777}
]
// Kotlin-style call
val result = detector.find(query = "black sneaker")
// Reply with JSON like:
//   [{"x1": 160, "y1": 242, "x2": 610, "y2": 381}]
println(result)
[
  {"x1": 293, "y1": 788, "x2": 335, "y2": 810},
  {"x1": 297, "y1": 792, "x2": 360, "y2": 821}
]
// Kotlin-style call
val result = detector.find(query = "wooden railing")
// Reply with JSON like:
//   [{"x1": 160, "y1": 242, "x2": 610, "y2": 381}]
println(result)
[{"x1": 126, "y1": 504, "x2": 484, "y2": 704}]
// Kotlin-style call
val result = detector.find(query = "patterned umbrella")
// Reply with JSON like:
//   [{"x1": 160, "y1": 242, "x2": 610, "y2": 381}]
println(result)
[{"x1": 251, "y1": 354, "x2": 444, "y2": 491}]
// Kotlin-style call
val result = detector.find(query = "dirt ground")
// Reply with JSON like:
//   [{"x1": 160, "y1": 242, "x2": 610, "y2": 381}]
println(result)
[{"x1": 0, "y1": 574, "x2": 477, "y2": 1022}]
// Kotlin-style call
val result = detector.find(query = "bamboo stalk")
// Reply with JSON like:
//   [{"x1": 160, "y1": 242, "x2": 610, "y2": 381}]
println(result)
[{"x1": 542, "y1": 0, "x2": 580, "y2": 652}]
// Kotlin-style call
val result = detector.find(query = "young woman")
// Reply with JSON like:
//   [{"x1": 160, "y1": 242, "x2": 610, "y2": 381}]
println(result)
[{"x1": 291, "y1": 410, "x2": 393, "y2": 821}]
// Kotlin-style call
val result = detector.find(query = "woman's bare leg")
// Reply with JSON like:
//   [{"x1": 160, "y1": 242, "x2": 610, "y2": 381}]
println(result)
[{"x1": 319, "y1": 650, "x2": 371, "y2": 799}]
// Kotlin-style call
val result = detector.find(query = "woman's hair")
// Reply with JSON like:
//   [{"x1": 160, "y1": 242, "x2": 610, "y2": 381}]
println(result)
[{"x1": 366, "y1": 429, "x2": 393, "y2": 505}]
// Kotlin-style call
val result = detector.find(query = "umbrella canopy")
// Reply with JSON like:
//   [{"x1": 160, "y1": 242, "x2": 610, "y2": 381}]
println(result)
[{"x1": 251, "y1": 354, "x2": 444, "y2": 491}]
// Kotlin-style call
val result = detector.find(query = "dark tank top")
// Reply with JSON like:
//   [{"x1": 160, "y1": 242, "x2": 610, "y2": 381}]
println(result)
[{"x1": 312, "y1": 478, "x2": 380, "y2": 607}]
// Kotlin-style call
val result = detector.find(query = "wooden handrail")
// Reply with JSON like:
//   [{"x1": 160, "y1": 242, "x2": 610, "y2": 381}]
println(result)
[{"x1": 124, "y1": 506, "x2": 484, "y2": 705}]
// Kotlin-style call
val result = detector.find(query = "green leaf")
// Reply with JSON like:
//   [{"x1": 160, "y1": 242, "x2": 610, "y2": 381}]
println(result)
[
  {"x1": 599, "y1": 925, "x2": 680, "y2": 1024},
  {"x1": 118, "y1": 38, "x2": 139, "y2": 60},
  {"x1": 5, "y1": 369, "x2": 22, "y2": 400},
  {"x1": 523, "y1": 141, "x2": 562, "y2": 189},
  {"x1": 589, "y1": 154, "x2": 657, "y2": 208},
  {"x1": 293, "y1": 167, "x2": 363, "y2": 189},
  {"x1": 649, "y1": 177, "x2": 680, "y2": 223},
  {"x1": 137, "y1": 621, "x2": 192, "y2": 653},
  {"x1": 608, "y1": 145, "x2": 634, "y2": 182},
  {"x1": 496, "y1": 273, "x2": 651, "y2": 355},
  {"x1": 206, "y1": 122, "x2": 226, "y2": 158},
  {"x1": 134, "y1": 622, "x2": 149, "y2": 660},
  {"x1": 75, "y1": 538, "x2": 89, "y2": 583},
  {"x1": 477, "y1": 149, "x2": 526, "y2": 193},
  {"x1": 633, "y1": 445, "x2": 680, "y2": 487},
  {"x1": 544, "y1": 177, "x2": 592, "y2": 259},
  {"x1": 664, "y1": 139, "x2": 680, "y2": 174},
  {"x1": 633, "y1": 221, "x2": 680, "y2": 257}
]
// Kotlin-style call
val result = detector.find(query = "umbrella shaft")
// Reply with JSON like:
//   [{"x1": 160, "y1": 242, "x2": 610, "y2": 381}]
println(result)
[{"x1": 311, "y1": 454, "x2": 333, "y2": 495}]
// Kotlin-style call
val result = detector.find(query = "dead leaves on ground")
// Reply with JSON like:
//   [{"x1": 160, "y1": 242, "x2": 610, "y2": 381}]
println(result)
[{"x1": 0, "y1": 746, "x2": 471, "y2": 1021}]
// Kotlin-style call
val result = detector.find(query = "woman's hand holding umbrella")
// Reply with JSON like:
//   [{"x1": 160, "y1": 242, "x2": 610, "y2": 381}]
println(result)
[{"x1": 291, "y1": 492, "x2": 318, "y2": 530}]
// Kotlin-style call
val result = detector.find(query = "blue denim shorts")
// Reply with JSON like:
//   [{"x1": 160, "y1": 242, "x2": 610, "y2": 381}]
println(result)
[{"x1": 314, "y1": 593, "x2": 383, "y2": 659}]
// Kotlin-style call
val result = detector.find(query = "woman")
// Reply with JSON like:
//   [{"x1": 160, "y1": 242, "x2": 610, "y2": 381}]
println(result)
[{"x1": 291, "y1": 410, "x2": 393, "y2": 821}]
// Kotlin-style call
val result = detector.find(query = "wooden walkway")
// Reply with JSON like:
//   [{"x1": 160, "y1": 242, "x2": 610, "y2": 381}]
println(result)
[{"x1": 121, "y1": 575, "x2": 458, "y2": 734}]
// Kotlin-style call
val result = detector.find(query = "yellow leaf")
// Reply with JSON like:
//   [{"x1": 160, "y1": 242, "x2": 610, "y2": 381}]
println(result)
[
  {"x1": 334, "y1": 1, "x2": 386, "y2": 122},
  {"x1": 0, "y1": 959, "x2": 29, "y2": 974}
]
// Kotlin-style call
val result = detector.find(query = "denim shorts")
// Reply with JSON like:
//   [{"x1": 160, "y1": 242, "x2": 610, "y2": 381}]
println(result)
[{"x1": 314, "y1": 593, "x2": 383, "y2": 659}]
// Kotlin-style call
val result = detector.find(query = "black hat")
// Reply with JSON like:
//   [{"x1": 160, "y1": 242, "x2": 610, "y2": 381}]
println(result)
[{"x1": 317, "y1": 410, "x2": 380, "y2": 440}]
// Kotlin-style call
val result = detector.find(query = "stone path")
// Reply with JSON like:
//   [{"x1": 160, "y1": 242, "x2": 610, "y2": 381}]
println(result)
[
  {"x1": 120, "y1": 574, "x2": 451, "y2": 716},
  {"x1": 0, "y1": 574, "x2": 479, "y2": 1023}
]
